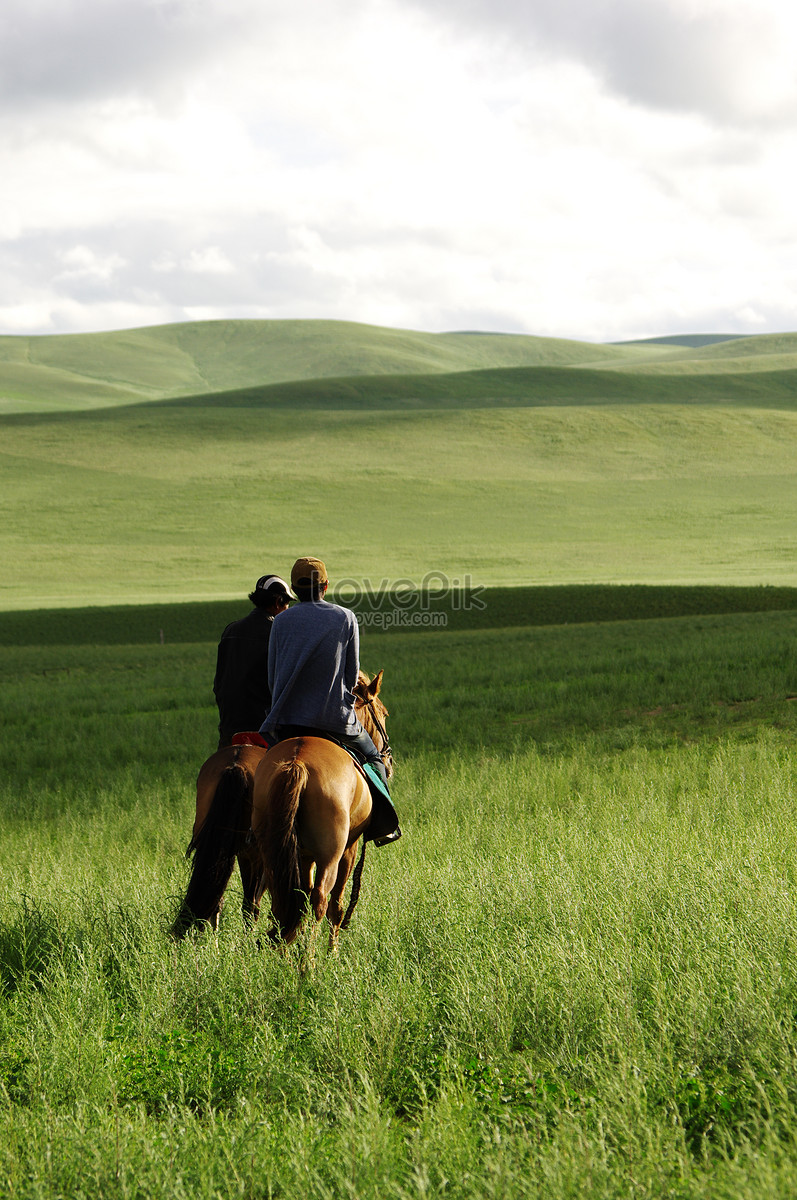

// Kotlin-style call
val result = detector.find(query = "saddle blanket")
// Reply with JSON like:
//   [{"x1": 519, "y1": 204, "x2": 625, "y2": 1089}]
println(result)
[{"x1": 231, "y1": 730, "x2": 394, "y2": 806}]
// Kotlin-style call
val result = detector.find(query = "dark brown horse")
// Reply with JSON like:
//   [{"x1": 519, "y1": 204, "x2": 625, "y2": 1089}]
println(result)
[
  {"x1": 171, "y1": 740, "x2": 269, "y2": 937},
  {"x1": 251, "y1": 669, "x2": 394, "y2": 950}
]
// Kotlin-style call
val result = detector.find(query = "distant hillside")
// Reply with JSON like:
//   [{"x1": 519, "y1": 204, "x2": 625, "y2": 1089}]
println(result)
[
  {"x1": 3, "y1": 318, "x2": 797, "y2": 415},
  {"x1": 0, "y1": 319, "x2": 653, "y2": 414},
  {"x1": 3, "y1": 316, "x2": 797, "y2": 606},
  {"x1": 140, "y1": 362, "x2": 797, "y2": 412},
  {"x1": 601, "y1": 332, "x2": 797, "y2": 377},
  {"x1": 614, "y1": 334, "x2": 749, "y2": 348}
]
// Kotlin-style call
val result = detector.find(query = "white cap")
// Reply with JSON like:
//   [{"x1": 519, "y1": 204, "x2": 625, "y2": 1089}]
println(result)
[{"x1": 255, "y1": 575, "x2": 290, "y2": 595}]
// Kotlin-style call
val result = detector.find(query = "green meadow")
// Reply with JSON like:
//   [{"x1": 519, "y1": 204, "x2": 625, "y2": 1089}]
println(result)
[
  {"x1": 3, "y1": 320, "x2": 797, "y2": 1197},
  {"x1": 2, "y1": 320, "x2": 797, "y2": 607},
  {"x1": 3, "y1": 598, "x2": 797, "y2": 1198}
]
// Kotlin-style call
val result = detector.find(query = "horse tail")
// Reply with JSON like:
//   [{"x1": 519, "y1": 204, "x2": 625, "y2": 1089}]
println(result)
[
  {"x1": 340, "y1": 840, "x2": 367, "y2": 931},
  {"x1": 171, "y1": 762, "x2": 250, "y2": 937},
  {"x1": 262, "y1": 757, "x2": 309, "y2": 939}
]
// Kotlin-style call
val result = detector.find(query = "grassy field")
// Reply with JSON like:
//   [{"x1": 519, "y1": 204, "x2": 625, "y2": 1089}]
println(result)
[
  {"x1": 3, "y1": 318, "x2": 797, "y2": 1195},
  {"x1": 3, "y1": 403, "x2": 796, "y2": 604},
  {"x1": 2, "y1": 319, "x2": 797, "y2": 606},
  {"x1": 2, "y1": 594, "x2": 797, "y2": 1197}
]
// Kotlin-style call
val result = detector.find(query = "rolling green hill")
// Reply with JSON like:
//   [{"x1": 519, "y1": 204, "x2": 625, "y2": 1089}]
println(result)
[
  {"x1": 0, "y1": 319, "x2": 672, "y2": 415},
  {"x1": 2, "y1": 319, "x2": 797, "y2": 608},
  {"x1": 140, "y1": 363, "x2": 797, "y2": 411},
  {"x1": 3, "y1": 320, "x2": 797, "y2": 416},
  {"x1": 613, "y1": 333, "x2": 749, "y2": 348},
  {"x1": 601, "y1": 332, "x2": 797, "y2": 377}
]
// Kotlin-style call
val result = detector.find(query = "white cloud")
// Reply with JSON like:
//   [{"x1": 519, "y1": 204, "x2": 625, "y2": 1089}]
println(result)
[
  {"x1": 57, "y1": 244, "x2": 127, "y2": 280},
  {"x1": 406, "y1": 0, "x2": 797, "y2": 124},
  {"x1": 1, "y1": 0, "x2": 797, "y2": 339},
  {"x1": 184, "y1": 247, "x2": 236, "y2": 275}
]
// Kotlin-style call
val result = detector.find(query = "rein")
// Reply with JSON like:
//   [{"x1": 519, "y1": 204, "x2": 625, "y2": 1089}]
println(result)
[{"x1": 360, "y1": 697, "x2": 393, "y2": 771}]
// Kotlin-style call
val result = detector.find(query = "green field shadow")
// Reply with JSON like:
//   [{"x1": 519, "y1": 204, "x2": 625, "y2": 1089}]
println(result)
[{"x1": 3, "y1": 584, "x2": 797, "y2": 647}]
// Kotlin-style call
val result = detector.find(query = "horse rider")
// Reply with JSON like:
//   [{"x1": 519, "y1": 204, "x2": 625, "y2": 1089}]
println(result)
[
  {"x1": 213, "y1": 573, "x2": 291, "y2": 748},
  {"x1": 259, "y1": 556, "x2": 401, "y2": 844}
]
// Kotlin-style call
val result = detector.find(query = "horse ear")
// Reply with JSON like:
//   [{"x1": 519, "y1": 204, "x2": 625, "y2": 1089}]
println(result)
[{"x1": 367, "y1": 669, "x2": 384, "y2": 697}]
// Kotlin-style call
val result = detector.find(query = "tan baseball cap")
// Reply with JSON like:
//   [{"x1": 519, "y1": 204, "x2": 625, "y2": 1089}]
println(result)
[{"x1": 290, "y1": 556, "x2": 329, "y2": 591}]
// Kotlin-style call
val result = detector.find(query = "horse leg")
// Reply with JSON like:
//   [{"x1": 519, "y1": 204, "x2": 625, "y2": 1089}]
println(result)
[
  {"x1": 298, "y1": 845, "x2": 353, "y2": 961},
  {"x1": 325, "y1": 843, "x2": 359, "y2": 952},
  {"x1": 173, "y1": 751, "x2": 259, "y2": 939},
  {"x1": 281, "y1": 856, "x2": 314, "y2": 971},
  {"x1": 284, "y1": 857, "x2": 331, "y2": 972},
  {"x1": 189, "y1": 820, "x2": 239, "y2": 926},
  {"x1": 172, "y1": 839, "x2": 235, "y2": 937},
  {"x1": 269, "y1": 855, "x2": 313, "y2": 946},
  {"x1": 237, "y1": 848, "x2": 263, "y2": 928}
]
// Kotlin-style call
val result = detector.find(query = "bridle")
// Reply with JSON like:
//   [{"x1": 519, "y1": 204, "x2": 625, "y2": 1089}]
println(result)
[{"x1": 341, "y1": 683, "x2": 395, "y2": 923}]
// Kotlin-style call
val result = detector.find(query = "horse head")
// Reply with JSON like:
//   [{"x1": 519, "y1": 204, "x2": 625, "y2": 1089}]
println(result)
[{"x1": 353, "y1": 669, "x2": 393, "y2": 779}]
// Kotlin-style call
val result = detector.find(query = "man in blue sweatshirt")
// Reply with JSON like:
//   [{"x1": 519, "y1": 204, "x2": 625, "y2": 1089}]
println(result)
[
  {"x1": 260, "y1": 556, "x2": 383, "y2": 777},
  {"x1": 260, "y1": 556, "x2": 400, "y2": 843}
]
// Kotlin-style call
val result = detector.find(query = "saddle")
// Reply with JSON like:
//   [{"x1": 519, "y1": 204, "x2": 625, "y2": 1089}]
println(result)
[{"x1": 231, "y1": 727, "x2": 400, "y2": 844}]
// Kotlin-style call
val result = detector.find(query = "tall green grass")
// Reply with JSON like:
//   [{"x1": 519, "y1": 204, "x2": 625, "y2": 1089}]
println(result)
[{"x1": 2, "y1": 604, "x2": 797, "y2": 1196}]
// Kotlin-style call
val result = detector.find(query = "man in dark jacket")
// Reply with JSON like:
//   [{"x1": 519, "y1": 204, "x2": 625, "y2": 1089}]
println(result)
[{"x1": 213, "y1": 574, "x2": 291, "y2": 748}]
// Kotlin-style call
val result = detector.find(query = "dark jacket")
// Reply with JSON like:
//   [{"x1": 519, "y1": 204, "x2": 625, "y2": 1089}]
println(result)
[{"x1": 213, "y1": 607, "x2": 275, "y2": 740}]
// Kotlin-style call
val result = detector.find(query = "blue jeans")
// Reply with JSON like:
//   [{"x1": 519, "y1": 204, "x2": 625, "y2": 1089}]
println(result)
[{"x1": 334, "y1": 725, "x2": 389, "y2": 786}]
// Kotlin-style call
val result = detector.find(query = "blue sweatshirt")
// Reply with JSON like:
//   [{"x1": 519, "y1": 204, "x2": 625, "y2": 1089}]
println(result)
[{"x1": 260, "y1": 599, "x2": 360, "y2": 734}]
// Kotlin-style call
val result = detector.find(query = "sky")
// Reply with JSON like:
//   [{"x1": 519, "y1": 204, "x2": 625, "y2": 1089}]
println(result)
[{"x1": 2, "y1": 0, "x2": 797, "y2": 342}]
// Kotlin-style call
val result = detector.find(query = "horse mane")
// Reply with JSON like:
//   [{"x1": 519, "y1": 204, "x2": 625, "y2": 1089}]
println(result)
[{"x1": 352, "y1": 668, "x2": 392, "y2": 780}]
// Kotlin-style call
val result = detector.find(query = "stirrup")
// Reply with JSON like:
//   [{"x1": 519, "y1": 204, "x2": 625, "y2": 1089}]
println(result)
[{"x1": 373, "y1": 827, "x2": 402, "y2": 847}]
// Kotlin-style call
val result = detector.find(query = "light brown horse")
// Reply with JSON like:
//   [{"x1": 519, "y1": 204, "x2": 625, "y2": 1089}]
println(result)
[
  {"x1": 171, "y1": 740, "x2": 269, "y2": 937},
  {"x1": 251, "y1": 669, "x2": 394, "y2": 949}
]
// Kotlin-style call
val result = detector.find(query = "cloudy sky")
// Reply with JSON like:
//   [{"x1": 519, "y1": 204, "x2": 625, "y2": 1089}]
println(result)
[{"x1": 2, "y1": 0, "x2": 797, "y2": 341}]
